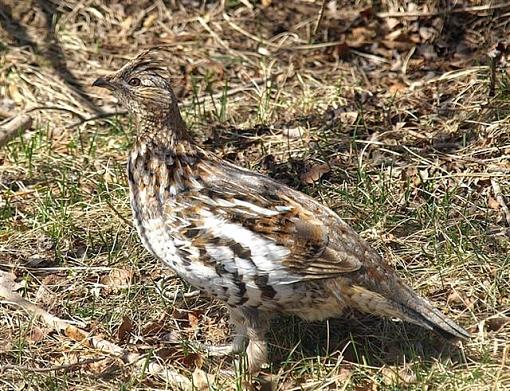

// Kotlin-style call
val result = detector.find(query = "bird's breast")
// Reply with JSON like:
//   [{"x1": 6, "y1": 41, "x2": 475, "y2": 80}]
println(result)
[{"x1": 126, "y1": 149, "x2": 224, "y2": 291}]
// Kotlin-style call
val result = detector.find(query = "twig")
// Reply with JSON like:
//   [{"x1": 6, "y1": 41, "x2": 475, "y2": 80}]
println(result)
[
  {"x1": 0, "y1": 114, "x2": 32, "y2": 148},
  {"x1": 312, "y1": 0, "x2": 327, "y2": 38},
  {"x1": 65, "y1": 110, "x2": 127, "y2": 129},
  {"x1": 488, "y1": 43, "x2": 506, "y2": 97},
  {"x1": 491, "y1": 178, "x2": 510, "y2": 226},
  {"x1": 0, "y1": 106, "x2": 87, "y2": 125},
  {"x1": 104, "y1": 197, "x2": 134, "y2": 228},
  {"x1": 1, "y1": 357, "x2": 105, "y2": 374}
]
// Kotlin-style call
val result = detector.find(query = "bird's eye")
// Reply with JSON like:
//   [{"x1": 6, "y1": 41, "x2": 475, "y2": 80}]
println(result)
[{"x1": 128, "y1": 77, "x2": 141, "y2": 86}]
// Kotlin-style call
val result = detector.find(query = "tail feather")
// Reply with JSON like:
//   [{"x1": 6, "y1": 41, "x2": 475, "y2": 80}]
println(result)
[
  {"x1": 395, "y1": 293, "x2": 470, "y2": 339},
  {"x1": 342, "y1": 284, "x2": 470, "y2": 340}
]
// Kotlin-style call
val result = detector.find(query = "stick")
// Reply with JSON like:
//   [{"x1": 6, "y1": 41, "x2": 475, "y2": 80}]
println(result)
[
  {"x1": 312, "y1": 0, "x2": 327, "y2": 38},
  {"x1": 0, "y1": 114, "x2": 32, "y2": 148},
  {"x1": 1, "y1": 357, "x2": 105, "y2": 374}
]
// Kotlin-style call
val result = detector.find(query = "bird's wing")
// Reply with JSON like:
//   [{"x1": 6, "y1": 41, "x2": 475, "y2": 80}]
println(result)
[{"x1": 169, "y1": 159, "x2": 363, "y2": 284}]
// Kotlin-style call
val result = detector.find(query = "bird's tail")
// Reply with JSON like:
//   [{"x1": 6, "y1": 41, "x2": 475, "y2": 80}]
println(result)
[{"x1": 332, "y1": 281, "x2": 470, "y2": 340}]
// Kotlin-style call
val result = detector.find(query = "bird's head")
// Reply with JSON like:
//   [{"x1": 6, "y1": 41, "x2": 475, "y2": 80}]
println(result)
[{"x1": 93, "y1": 48, "x2": 179, "y2": 120}]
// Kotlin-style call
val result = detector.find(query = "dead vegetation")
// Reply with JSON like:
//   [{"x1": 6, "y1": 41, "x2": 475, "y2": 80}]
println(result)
[{"x1": 1, "y1": 0, "x2": 510, "y2": 390}]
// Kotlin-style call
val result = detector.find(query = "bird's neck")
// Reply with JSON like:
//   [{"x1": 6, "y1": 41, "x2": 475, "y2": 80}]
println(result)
[{"x1": 135, "y1": 110, "x2": 195, "y2": 153}]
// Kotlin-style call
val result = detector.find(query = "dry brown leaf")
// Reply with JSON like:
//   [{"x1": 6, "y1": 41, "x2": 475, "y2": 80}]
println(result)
[
  {"x1": 172, "y1": 307, "x2": 189, "y2": 320},
  {"x1": 86, "y1": 357, "x2": 117, "y2": 375},
  {"x1": 300, "y1": 163, "x2": 330, "y2": 184},
  {"x1": 29, "y1": 326, "x2": 49, "y2": 343},
  {"x1": 337, "y1": 367, "x2": 353, "y2": 382},
  {"x1": 142, "y1": 320, "x2": 166, "y2": 336},
  {"x1": 0, "y1": 339, "x2": 12, "y2": 353},
  {"x1": 191, "y1": 367, "x2": 209, "y2": 390},
  {"x1": 486, "y1": 317, "x2": 510, "y2": 332},
  {"x1": 488, "y1": 194, "x2": 500, "y2": 210},
  {"x1": 188, "y1": 310, "x2": 202, "y2": 330},
  {"x1": 346, "y1": 26, "x2": 376, "y2": 48},
  {"x1": 381, "y1": 366, "x2": 417, "y2": 385},
  {"x1": 101, "y1": 268, "x2": 134, "y2": 290},
  {"x1": 338, "y1": 111, "x2": 358, "y2": 125},
  {"x1": 388, "y1": 81, "x2": 407, "y2": 94},
  {"x1": 0, "y1": 271, "x2": 23, "y2": 293},
  {"x1": 65, "y1": 325, "x2": 89, "y2": 345},
  {"x1": 117, "y1": 315, "x2": 134, "y2": 342},
  {"x1": 282, "y1": 126, "x2": 305, "y2": 139},
  {"x1": 183, "y1": 352, "x2": 204, "y2": 369},
  {"x1": 447, "y1": 291, "x2": 463, "y2": 305},
  {"x1": 34, "y1": 275, "x2": 60, "y2": 306},
  {"x1": 385, "y1": 17, "x2": 401, "y2": 30}
]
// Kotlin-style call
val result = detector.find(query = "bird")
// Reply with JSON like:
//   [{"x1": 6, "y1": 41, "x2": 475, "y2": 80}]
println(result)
[{"x1": 93, "y1": 48, "x2": 469, "y2": 373}]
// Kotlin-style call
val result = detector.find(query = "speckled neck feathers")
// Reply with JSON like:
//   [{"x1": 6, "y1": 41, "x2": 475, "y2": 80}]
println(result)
[{"x1": 135, "y1": 104, "x2": 194, "y2": 153}]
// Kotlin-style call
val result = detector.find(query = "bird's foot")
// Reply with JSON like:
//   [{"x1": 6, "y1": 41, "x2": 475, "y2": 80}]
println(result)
[
  {"x1": 193, "y1": 331, "x2": 247, "y2": 357},
  {"x1": 194, "y1": 341, "x2": 238, "y2": 356}
]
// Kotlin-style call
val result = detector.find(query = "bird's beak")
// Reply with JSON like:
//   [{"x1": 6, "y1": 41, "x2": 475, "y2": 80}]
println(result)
[{"x1": 92, "y1": 76, "x2": 114, "y2": 89}]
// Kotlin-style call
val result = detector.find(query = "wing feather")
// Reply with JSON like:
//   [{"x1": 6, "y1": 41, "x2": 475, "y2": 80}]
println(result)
[{"x1": 168, "y1": 159, "x2": 362, "y2": 283}]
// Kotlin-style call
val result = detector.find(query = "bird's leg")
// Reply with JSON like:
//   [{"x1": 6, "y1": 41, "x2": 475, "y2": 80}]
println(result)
[
  {"x1": 192, "y1": 307, "x2": 269, "y2": 374},
  {"x1": 195, "y1": 307, "x2": 247, "y2": 356},
  {"x1": 197, "y1": 323, "x2": 246, "y2": 356},
  {"x1": 242, "y1": 309, "x2": 269, "y2": 373}
]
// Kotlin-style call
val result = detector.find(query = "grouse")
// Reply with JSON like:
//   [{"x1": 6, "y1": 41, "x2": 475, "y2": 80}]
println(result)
[{"x1": 93, "y1": 49, "x2": 469, "y2": 373}]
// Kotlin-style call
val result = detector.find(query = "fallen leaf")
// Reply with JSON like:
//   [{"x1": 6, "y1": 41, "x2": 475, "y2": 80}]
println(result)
[
  {"x1": 34, "y1": 275, "x2": 60, "y2": 306},
  {"x1": 142, "y1": 320, "x2": 166, "y2": 336},
  {"x1": 188, "y1": 310, "x2": 201, "y2": 330},
  {"x1": 100, "y1": 268, "x2": 134, "y2": 291},
  {"x1": 29, "y1": 326, "x2": 49, "y2": 343},
  {"x1": 183, "y1": 352, "x2": 203, "y2": 369},
  {"x1": 171, "y1": 307, "x2": 189, "y2": 320},
  {"x1": 381, "y1": 365, "x2": 417, "y2": 385},
  {"x1": 447, "y1": 291, "x2": 463, "y2": 305},
  {"x1": 117, "y1": 315, "x2": 133, "y2": 342},
  {"x1": 488, "y1": 194, "x2": 500, "y2": 210},
  {"x1": 282, "y1": 126, "x2": 305, "y2": 139},
  {"x1": 156, "y1": 346, "x2": 178, "y2": 360},
  {"x1": 389, "y1": 81, "x2": 407, "y2": 94},
  {"x1": 0, "y1": 339, "x2": 12, "y2": 353},
  {"x1": 86, "y1": 357, "x2": 117, "y2": 375},
  {"x1": 486, "y1": 317, "x2": 510, "y2": 332},
  {"x1": 346, "y1": 26, "x2": 376, "y2": 48},
  {"x1": 300, "y1": 163, "x2": 330, "y2": 184},
  {"x1": 0, "y1": 271, "x2": 23, "y2": 294},
  {"x1": 65, "y1": 325, "x2": 89, "y2": 345},
  {"x1": 192, "y1": 367, "x2": 210, "y2": 390},
  {"x1": 338, "y1": 111, "x2": 358, "y2": 125}
]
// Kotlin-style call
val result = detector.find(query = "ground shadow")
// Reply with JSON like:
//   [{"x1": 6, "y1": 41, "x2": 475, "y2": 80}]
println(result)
[
  {"x1": 0, "y1": 0, "x2": 103, "y2": 114},
  {"x1": 266, "y1": 313, "x2": 468, "y2": 371}
]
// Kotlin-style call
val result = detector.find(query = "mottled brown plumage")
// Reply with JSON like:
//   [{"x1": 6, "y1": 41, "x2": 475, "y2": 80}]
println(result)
[{"x1": 93, "y1": 49, "x2": 469, "y2": 373}]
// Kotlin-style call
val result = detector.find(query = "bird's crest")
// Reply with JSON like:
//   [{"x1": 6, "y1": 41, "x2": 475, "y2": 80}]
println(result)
[{"x1": 117, "y1": 46, "x2": 171, "y2": 79}]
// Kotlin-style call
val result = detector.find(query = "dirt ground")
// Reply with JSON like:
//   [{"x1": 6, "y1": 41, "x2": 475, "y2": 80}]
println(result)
[{"x1": 1, "y1": 1, "x2": 509, "y2": 390}]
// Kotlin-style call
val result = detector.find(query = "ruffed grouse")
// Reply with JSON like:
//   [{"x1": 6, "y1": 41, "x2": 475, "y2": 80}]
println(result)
[{"x1": 93, "y1": 49, "x2": 469, "y2": 373}]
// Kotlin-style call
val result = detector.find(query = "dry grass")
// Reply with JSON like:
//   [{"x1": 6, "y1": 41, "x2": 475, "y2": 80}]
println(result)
[{"x1": 1, "y1": 0, "x2": 510, "y2": 390}]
